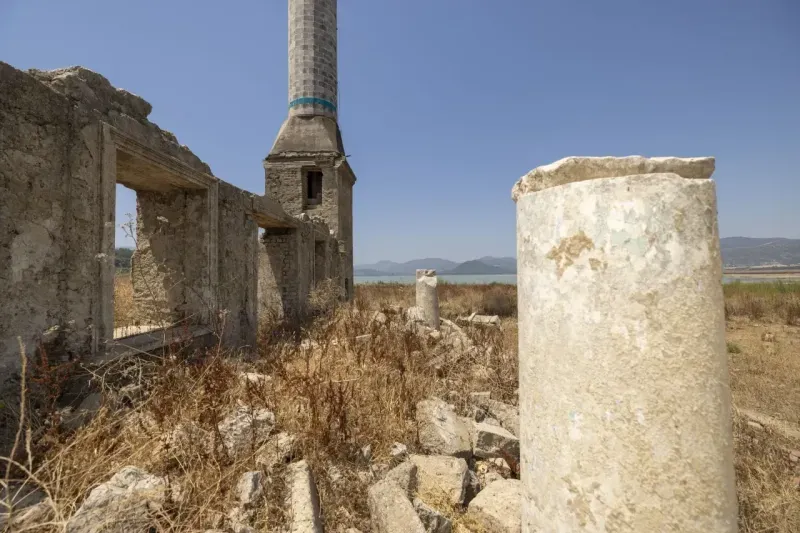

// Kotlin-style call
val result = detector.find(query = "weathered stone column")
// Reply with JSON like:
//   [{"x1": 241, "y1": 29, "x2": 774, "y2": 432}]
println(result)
[
  {"x1": 415, "y1": 269, "x2": 440, "y2": 330},
  {"x1": 513, "y1": 156, "x2": 737, "y2": 533}
]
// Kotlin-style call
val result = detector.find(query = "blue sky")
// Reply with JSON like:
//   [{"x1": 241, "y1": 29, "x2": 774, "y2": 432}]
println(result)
[{"x1": 3, "y1": 0, "x2": 798, "y2": 264}]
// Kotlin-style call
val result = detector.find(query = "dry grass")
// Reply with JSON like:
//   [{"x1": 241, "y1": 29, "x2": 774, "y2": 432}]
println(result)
[
  {"x1": 725, "y1": 281, "x2": 800, "y2": 325},
  {"x1": 4, "y1": 281, "x2": 517, "y2": 531},
  {"x1": 3, "y1": 280, "x2": 798, "y2": 531},
  {"x1": 723, "y1": 282, "x2": 800, "y2": 532},
  {"x1": 113, "y1": 273, "x2": 136, "y2": 329},
  {"x1": 354, "y1": 281, "x2": 517, "y2": 321}
]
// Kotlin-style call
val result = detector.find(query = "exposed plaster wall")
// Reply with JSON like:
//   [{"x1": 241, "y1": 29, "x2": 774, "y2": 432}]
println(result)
[
  {"x1": 217, "y1": 182, "x2": 258, "y2": 348},
  {"x1": 259, "y1": 229, "x2": 299, "y2": 320}
]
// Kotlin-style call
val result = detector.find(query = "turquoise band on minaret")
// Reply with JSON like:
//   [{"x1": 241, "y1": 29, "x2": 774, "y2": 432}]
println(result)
[{"x1": 289, "y1": 97, "x2": 337, "y2": 111}]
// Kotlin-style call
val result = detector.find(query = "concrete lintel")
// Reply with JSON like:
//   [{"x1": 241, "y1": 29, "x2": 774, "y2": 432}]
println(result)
[
  {"x1": 98, "y1": 325, "x2": 213, "y2": 363},
  {"x1": 110, "y1": 126, "x2": 218, "y2": 191},
  {"x1": 250, "y1": 194, "x2": 299, "y2": 229}
]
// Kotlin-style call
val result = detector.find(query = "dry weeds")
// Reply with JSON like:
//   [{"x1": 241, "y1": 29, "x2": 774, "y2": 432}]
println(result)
[{"x1": 2, "y1": 280, "x2": 798, "y2": 531}]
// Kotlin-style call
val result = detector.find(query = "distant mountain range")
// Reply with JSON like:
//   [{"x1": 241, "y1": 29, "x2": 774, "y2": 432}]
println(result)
[
  {"x1": 720, "y1": 237, "x2": 800, "y2": 268},
  {"x1": 354, "y1": 238, "x2": 800, "y2": 276},
  {"x1": 355, "y1": 256, "x2": 517, "y2": 276}
]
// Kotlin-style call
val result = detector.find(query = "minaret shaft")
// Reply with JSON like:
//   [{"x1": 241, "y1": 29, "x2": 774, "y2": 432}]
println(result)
[{"x1": 288, "y1": 0, "x2": 338, "y2": 119}]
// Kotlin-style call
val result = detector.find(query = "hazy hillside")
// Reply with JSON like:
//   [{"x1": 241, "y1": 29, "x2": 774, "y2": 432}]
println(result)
[
  {"x1": 443, "y1": 260, "x2": 508, "y2": 275},
  {"x1": 354, "y1": 239, "x2": 800, "y2": 275},
  {"x1": 477, "y1": 256, "x2": 516, "y2": 273},
  {"x1": 356, "y1": 256, "x2": 516, "y2": 276},
  {"x1": 720, "y1": 237, "x2": 800, "y2": 268},
  {"x1": 355, "y1": 258, "x2": 458, "y2": 275}
]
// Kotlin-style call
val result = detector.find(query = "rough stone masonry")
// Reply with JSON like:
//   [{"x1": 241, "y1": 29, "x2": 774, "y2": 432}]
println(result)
[{"x1": 0, "y1": 0, "x2": 355, "y2": 449}]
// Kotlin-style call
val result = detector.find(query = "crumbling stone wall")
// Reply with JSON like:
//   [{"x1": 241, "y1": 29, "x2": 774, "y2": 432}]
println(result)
[
  {"x1": 1, "y1": 61, "x2": 349, "y2": 361},
  {"x1": 132, "y1": 189, "x2": 211, "y2": 326},
  {"x1": 0, "y1": 63, "x2": 100, "y2": 368},
  {"x1": 217, "y1": 182, "x2": 259, "y2": 348},
  {"x1": 0, "y1": 60, "x2": 351, "y2": 453},
  {"x1": 259, "y1": 229, "x2": 299, "y2": 319}
]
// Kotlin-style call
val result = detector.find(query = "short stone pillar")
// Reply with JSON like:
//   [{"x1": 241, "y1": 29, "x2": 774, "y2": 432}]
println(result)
[
  {"x1": 513, "y1": 157, "x2": 737, "y2": 532},
  {"x1": 415, "y1": 269, "x2": 440, "y2": 330}
]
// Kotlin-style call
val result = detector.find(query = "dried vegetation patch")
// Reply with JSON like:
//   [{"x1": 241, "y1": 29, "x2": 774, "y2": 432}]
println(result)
[{"x1": 3, "y1": 281, "x2": 799, "y2": 531}]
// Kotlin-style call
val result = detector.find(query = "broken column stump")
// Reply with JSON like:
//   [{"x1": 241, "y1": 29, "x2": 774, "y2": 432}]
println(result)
[
  {"x1": 415, "y1": 269, "x2": 440, "y2": 330},
  {"x1": 513, "y1": 156, "x2": 737, "y2": 533}
]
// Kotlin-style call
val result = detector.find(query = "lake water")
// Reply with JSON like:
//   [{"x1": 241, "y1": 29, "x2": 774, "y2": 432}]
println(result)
[
  {"x1": 354, "y1": 274, "x2": 790, "y2": 285},
  {"x1": 355, "y1": 274, "x2": 517, "y2": 285}
]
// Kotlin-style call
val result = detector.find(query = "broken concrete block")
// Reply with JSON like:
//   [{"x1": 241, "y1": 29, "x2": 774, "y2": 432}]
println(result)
[
  {"x1": 469, "y1": 392, "x2": 491, "y2": 404},
  {"x1": 383, "y1": 461, "x2": 418, "y2": 498},
  {"x1": 255, "y1": 431, "x2": 297, "y2": 471},
  {"x1": 457, "y1": 314, "x2": 501, "y2": 327},
  {"x1": 0, "y1": 483, "x2": 48, "y2": 529},
  {"x1": 467, "y1": 479, "x2": 522, "y2": 533},
  {"x1": 413, "y1": 498, "x2": 453, "y2": 533},
  {"x1": 285, "y1": 460, "x2": 323, "y2": 533},
  {"x1": 472, "y1": 421, "x2": 520, "y2": 461},
  {"x1": 217, "y1": 406, "x2": 275, "y2": 459},
  {"x1": 367, "y1": 480, "x2": 426, "y2": 533},
  {"x1": 238, "y1": 372, "x2": 272, "y2": 387},
  {"x1": 235, "y1": 471, "x2": 265, "y2": 508},
  {"x1": 1, "y1": 499, "x2": 53, "y2": 531},
  {"x1": 410, "y1": 455, "x2": 469, "y2": 507},
  {"x1": 227, "y1": 506, "x2": 256, "y2": 533},
  {"x1": 59, "y1": 392, "x2": 103, "y2": 432},
  {"x1": 416, "y1": 398, "x2": 472, "y2": 458},
  {"x1": 389, "y1": 442, "x2": 408, "y2": 460},
  {"x1": 65, "y1": 466, "x2": 168, "y2": 533},
  {"x1": 468, "y1": 394, "x2": 520, "y2": 437}
]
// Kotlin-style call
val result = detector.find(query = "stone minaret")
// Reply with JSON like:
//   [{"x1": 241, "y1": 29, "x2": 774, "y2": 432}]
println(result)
[
  {"x1": 265, "y1": 0, "x2": 355, "y2": 300},
  {"x1": 288, "y1": 0, "x2": 338, "y2": 119}
]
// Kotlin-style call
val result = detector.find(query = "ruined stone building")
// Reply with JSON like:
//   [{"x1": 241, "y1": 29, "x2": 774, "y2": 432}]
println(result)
[{"x1": 0, "y1": 0, "x2": 354, "y2": 377}]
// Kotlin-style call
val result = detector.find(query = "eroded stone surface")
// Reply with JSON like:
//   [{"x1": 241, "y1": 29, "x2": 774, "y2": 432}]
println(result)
[
  {"x1": 285, "y1": 460, "x2": 323, "y2": 533},
  {"x1": 416, "y1": 398, "x2": 472, "y2": 458},
  {"x1": 410, "y1": 455, "x2": 469, "y2": 506},
  {"x1": 383, "y1": 461, "x2": 418, "y2": 498},
  {"x1": 516, "y1": 165, "x2": 736, "y2": 532},
  {"x1": 235, "y1": 471, "x2": 265, "y2": 508},
  {"x1": 511, "y1": 155, "x2": 715, "y2": 201},
  {"x1": 415, "y1": 270, "x2": 440, "y2": 330},
  {"x1": 0, "y1": 482, "x2": 47, "y2": 528},
  {"x1": 413, "y1": 498, "x2": 453, "y2": 533},
  {"x1": 65, "y1": 466, "x2": 168, "y2": 533},
  {"x1": 255, "y1": 432, "x2": 297, "y2": 471},
  {"x1": 471, "y1": 421, "x2": 519, "y2": 461},
  {"x1": 368, "y1": 480, "x2": 426, "y2": 533},
  {"x1": 217, "y1": 407, "x2": 275, "y2": 459},
  {"x1": 467, "y1": 479, "x2": 522, "y2": 533}
]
